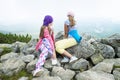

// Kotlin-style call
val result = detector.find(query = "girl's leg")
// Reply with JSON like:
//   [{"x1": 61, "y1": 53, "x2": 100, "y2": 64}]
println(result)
[
  {"x1": 35, "y1": 48, "x2": 48, "y2": 70},
  {"x1": 55, "y1": 38, "x2": 77, "y2": 58}
]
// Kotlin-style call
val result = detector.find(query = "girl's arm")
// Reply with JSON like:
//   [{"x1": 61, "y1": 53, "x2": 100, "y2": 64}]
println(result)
[{"x1": 64, "y1": 24, "x2": 68, "y2": 38}]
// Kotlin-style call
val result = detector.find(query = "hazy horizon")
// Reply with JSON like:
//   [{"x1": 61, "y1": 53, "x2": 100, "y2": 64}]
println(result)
[{"x1": 0, "y1": 0, "x2": 120, "y2": 38}]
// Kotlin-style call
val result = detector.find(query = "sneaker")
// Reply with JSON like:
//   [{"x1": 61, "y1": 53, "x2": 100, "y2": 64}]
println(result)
[
  {"x1": 69, "y1": 56, "x2": 78, "y2": 63},
  {"x1": 51, "y1": 59, "x2": 57, "y2": 65},
  {"x1": 61, "y1": 57, "x2": 69, "y2": 63},
  {"x1": 33, "y1": 68, "x2": 44, "y2": 76}
]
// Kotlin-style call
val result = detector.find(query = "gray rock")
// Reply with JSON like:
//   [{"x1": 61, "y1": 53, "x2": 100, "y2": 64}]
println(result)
[
  {"x1": 93, "y1": 43, "x2": 115, "y2": 58},
  {"x1": 101, "y1": 33, "x2": 120, "y2": 47},
  {"x1": 0, "y1": 52, "x2": 19, "y2": 62},
  {"x1": 91, "y1": 61, "x2": 114, "y2": 73},
  {"x1": 55, "y1": 31, "x2": 64, "y2": 41},
  {"x1": 20, "y1": 55, "x2": 34, "y2": 63},
  {"x1": 26, "y1": 59, "x2": 37, "y2": 73},
  {"x1": 70, "y1": 58, "x2": 89, "y2": 71},
  {"x1": 113, "y1": 68, "x2": 120, "y2": 80},
  {"x1": 1, "y1": 58, "x2": 26, "y2": 76},
  {"x1": 0, "y1": 63, "x2": 2, "y2": 74},
  {"x1": 32, "y1": 68, "x2": 50, "y2": 77},
  {"x1": 70, "y1": 40, "x2": 95, "y2": 59},
  {"x1": 18, "y1": 76, "x2": 28, "y2": 80},
  {"x1": 32, "y1": 76, "x2": 62, "y2": 80},
  {"x1": 23, "y1": 47, "x2": 35, "y2": 55},
  {"x1": 44, "y1": 59, "x2": 61, "y2": 70},
  {"x1": 0, "y1": 44, "x2": 12, "y2": 48},
  {"x1": 91, "y1": 50, "x2": 104, "y2": 64},
  {"x1": 12, "y1": 41, "x2": 26, "y2": 53},
  {"x1": 116, "y1": 47, "x2": 120, "y2": 58},
  {"x1": 27, "y1": 39, "x2": 37, "y2": 47},
  {"x1": 51, "y1": 66, "x2": 75, "y2": 80},
  {"x1": 76, "y1": 70, "x2": 115, "y2": 80},
  {"x1": 81, "y1": 33, "x2": 93, "y2": 41},
  {"x1": 44, "y1": 59, "x2": 53, "y2": 70},
  {"x1": 0, "y1": 48, "x2": 3, "y2": 54}
]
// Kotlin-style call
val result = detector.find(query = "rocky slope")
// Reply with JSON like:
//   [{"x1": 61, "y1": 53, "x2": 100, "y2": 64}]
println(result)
[{"x1": 0, "y1": 32, "x2": 120, "y2": 80}]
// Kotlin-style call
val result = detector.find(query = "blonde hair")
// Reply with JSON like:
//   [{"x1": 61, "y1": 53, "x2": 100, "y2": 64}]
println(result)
[{"x1": 70, "y1": 17, "x2": 76, "y2": 27}]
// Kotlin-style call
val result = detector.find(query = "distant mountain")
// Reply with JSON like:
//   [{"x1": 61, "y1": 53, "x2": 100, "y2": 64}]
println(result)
[{"x1": 0, "y1": 30, "x2": 10, "y2": 34}]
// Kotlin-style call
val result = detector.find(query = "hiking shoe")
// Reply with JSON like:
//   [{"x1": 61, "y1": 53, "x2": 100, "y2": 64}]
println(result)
[
  {"x1": 33, "y1": 68, "x2": 44, "y2": 76},
  {"x1": 61, "y1": 57, "x2": 69, "y2": 63},
  {"x1": 51, "y1": 59, "x2": 58, "y2": 65},
  {"x1": 69, "y1": 56, "x2": 78, "y2": 63}
]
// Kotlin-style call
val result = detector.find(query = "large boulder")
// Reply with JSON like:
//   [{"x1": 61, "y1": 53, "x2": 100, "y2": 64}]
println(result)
[
  {"x1": 67, "y1": 40, "x2": 95, "y2": 59},
  {"x1": 91, "y1": 61, "x2": 114, "y2": 73},
  {"x1": 18, "y1": 77, "x2": 28, "y2": 80},
  {"x1": 70, "y1": 58, "x2": 89, "y2": 71},
  {"x1": 101, "y1": 33, "x2": 120, "y2": 47},
  {"x1": 76, "y1": 70, "x2": 115, "y2": 80},
  {"x1": 90, "y1": 50, "x2": 104, "y2": 65},
  {"x1": 0, "y1": 52, "x2": 19, "y2": 62},
  {"x1": 20, "y1": 55, "x2": 35, "y2": 63},
  {"x1": 11, "y1": 41, "x2": 26, "y2": 53},
  {"x1": 93, "y1": 43, "x2": 115, "y2": 58},
  {"x1": 26, "y1": 59, "x2": 37, "y2": 73},
  {"x1": 1, "y1": 58, "x2": 26, "y2": 76},
  {"x1": 51, "y1": 66, "x2": 75, "y2": 80}
]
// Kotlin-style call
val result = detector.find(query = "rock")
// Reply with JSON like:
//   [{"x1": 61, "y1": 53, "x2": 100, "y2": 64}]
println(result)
[
  {"x1": 0, "y1": 44, "x2": 12, "y2": 48},
  {"x1": 55, "y1": 31, "x2": 64, "y2": 41},
  {"x1": 0, "y1": 48, "x2": 3, "y2": 54},
  {"x1": 18, "y1": 76, "x2": 28, "y2": 80},
  {"x1": 0, "y1": 52, "x2": 19, "y2": 62},
  {"x1": 70, "y1": 58, "x2": 89, "y2": 71},
  {"x1": 44, "y1": 59, "x2": 54, "y2": 70},
  {"x1": 81, "y1": 33, "x2": 94, "y2": 41},
  {"x1": 1, "y1": 58, "x2": 26, "y2": 76},
  {"x1": 114, "y1": 59, "x2": 120, "y2": 68},
  {"x1": 101, "y1": 33, "x2": 120, "y2": 47},
  {"x1": 0, "y1": 63, "x2": 2, "y2": 74},
  {"x1": 90, "y1": 50, "x2": 104, "y2": 64},
  {"x1": 32, "y1": 68, "x2": 50, "y2": 77},
  {"x1": 51, "y1": 66, "x2": 75, "y2": 80},
  {"x1": 44, "y1": 59, "x2": 61, "y2": 70},
  {"x1": 91, "y1": 61, "x2": 114, "y2": 73},
  {"x1": 113, "y1": 68, "x2": 120, "y2": 80},
  {"x1": 23, "y1": 47, "x2": 35, "y2": 55},
  {"x1": 26, "y1": 59, "x2": 37, "y2": 73},
  {"x1": 116, "y1": 47, "x2": 120, "y2": 58},
  {"x1": 20, "y1": 55, "x2": 34, "y2": 63},
  {"x1": 12, "y1": 41, "x2": 26, "y2": 53},
  {"x1": 32, "y1": 76, "x2": 62, "y2": 80},
  {"x1": 67, "y1": 40, "x2": 95, "y2": 59},
  {"x1": 27, "y1": 39, "x2": 37, "y2": 47},
  {"x1": 76, "y1": 70, "x2": 115, "y2": 80},
  {"x1": 93, "y1": 43, "x2": 115, "y2": 58}
]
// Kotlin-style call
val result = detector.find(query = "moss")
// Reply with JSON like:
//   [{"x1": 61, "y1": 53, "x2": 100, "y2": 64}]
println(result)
[
  {"x1": 0, "y1": 47, "x2": 12, "y2": 56},
  {"x1": 0, "y1": 70, "x2": 33, "y2": 80}
]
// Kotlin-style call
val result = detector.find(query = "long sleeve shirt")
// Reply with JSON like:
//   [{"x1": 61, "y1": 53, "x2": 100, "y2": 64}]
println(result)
[{"x1": 35, "y1": 27, "x2": 55, "y2": 51}]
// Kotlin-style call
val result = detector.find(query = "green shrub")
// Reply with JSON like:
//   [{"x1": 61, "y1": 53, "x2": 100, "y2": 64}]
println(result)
[
  {"x1": 0, "y1": 32, "x2": 32, "y2": 44},
  {"x1": 0, "y1": 47, "x2": 12, "y2": 56}
]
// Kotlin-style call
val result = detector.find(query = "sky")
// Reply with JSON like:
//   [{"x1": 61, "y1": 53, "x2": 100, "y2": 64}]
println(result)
[{"x1": 0, "y1": 0, "x2": 120, "y2": 38}]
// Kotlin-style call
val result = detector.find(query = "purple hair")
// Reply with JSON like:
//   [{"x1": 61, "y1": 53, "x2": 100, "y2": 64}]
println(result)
[{"x1": 43, "y1": 15, "x2": 53, "y2": 26}]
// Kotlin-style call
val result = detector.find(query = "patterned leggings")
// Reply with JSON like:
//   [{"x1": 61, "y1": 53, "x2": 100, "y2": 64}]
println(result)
[{"x1": 35, "y1": 38, "x2": 53, "y2": 70}]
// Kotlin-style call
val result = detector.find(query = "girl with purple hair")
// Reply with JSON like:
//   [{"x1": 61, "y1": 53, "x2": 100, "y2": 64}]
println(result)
[{"x1": 33, "y1": 15, "x2": 57, "y2": 76}]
